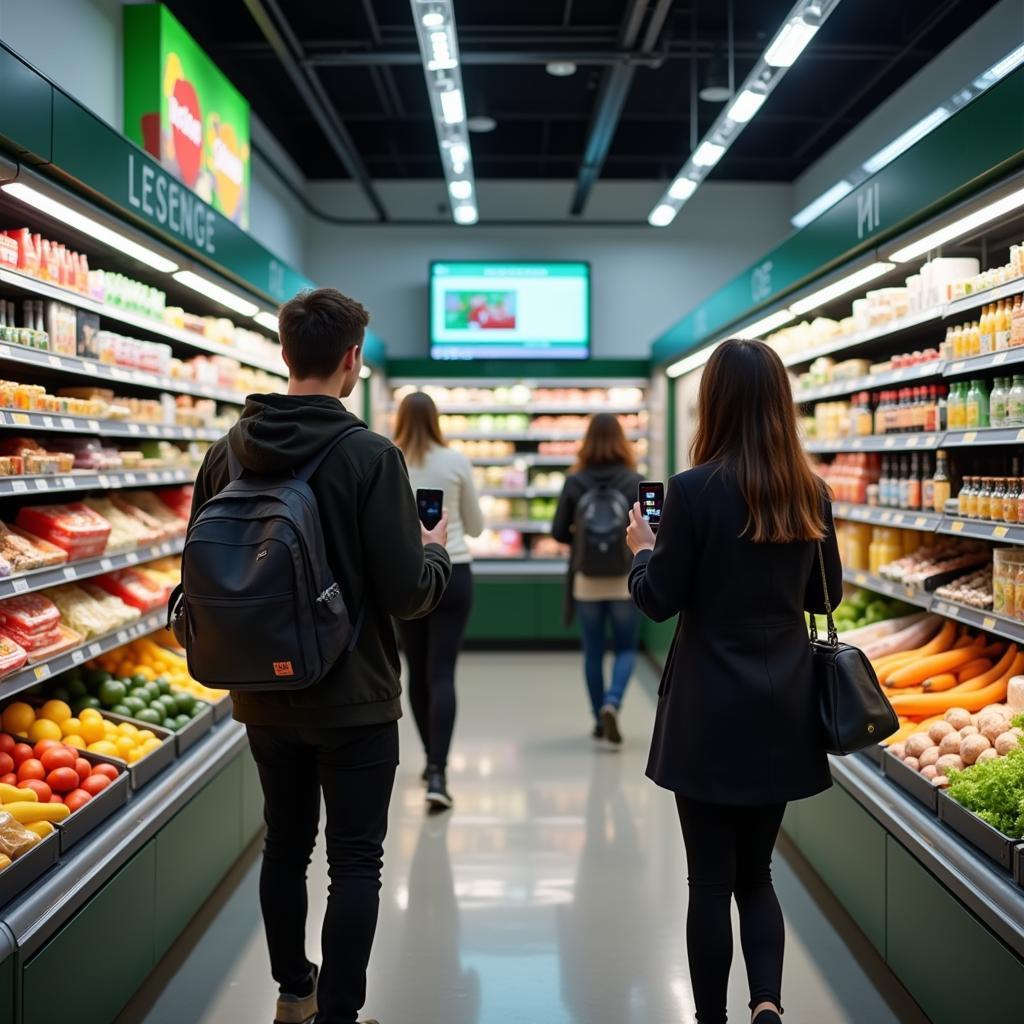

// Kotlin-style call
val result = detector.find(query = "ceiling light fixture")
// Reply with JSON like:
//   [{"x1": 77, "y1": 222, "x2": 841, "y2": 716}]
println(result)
[
  {"x1": 791, "y1": 179, "x2": 854, "y2": 228},
  {"x1": 667, "y1": 342, "x2": 723, "y2": 378},
  {"x1": 252, "y1": 311, "x2": 279, "y2": 333},
  {"x1": 467, "y1": 115, "x2": 497, "y2": 133},
  {"x1": 974, "y1": 42, "x2": 1024, "y2": 90},
  {"x1": 788, "y1": 262, "x2": 894, "y2": 316},
  {"x1": 888, "y1": 185, "x2": 1024, "y2": 263},
  {"x1": 2, "y1": 182, "x2": 179, "y2": 274},
  {"x1": 172, "y1": 270, "x2": 260, "y2": 317},
  {"x1": 648, "y1": 0, "x2": 842, "y2": 228},
  {"x1": 410, "y1": 0, "x2": 478, "y2": 225},
  {"x1": 862, "y1": 107, "x2": 950, "y2": 175},
  {"x1": 733, "y1": 309, "x2": 796, "y2": 339},
  {"x1": 359, "y1": 364, "x2": 373, "y2": 379},
  {"x1": 546, "y1": 61, "x2": 577, "y2": 77}
]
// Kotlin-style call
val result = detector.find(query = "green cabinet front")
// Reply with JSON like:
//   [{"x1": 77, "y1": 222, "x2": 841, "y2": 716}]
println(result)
[
  {"x1": 0, "y1": 954, "x2": 12, "y2": 1024},
  {"x1": 467, "y1": 579, "x2": 578, "y2": 642},
  {"x1": 23, "y1": 842, "x2": 156, "y2": 1024}
]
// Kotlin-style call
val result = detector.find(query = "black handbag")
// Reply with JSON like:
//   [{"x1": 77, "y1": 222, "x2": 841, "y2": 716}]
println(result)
[{"x1": 810, "y1": 543, "x2": 900, "y2": 755}]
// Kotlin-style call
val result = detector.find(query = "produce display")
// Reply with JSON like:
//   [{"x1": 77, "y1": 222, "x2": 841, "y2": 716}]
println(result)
[
  {"x1": 89, "y1": 636, "x2": 226, "y2": 706},
  {"x1": 808, "y1": 588, "x2": 915, "y2": 638}
]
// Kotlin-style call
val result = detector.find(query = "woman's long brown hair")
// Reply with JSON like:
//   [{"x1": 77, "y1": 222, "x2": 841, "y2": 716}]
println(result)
[
  {"x1": 575, "y1": 413, "x2": 636, "y2": 472},
  {"x1": 690, "y1": 338, "x2": 826, "y2": 543},
  {"x1": 393, "y1": 392, "x2": 447, "y2": 467}
]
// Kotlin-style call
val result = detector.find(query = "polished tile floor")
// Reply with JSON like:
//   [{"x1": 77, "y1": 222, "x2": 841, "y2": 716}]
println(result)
[{"x1": 119, "y1": 653, "x2": 928, "y2": 1024}]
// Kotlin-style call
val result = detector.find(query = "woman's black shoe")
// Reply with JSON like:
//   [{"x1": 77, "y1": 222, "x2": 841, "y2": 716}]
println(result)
[
  {"x1": 426, "y1": 769, "x2": 453, "y2": 810},
  {"x1": 592, "y1": 724, "x2": 605, "y2": 740},
  {"x1": 752, "y1": 1010, "x2": 782, "y2": 1024}
]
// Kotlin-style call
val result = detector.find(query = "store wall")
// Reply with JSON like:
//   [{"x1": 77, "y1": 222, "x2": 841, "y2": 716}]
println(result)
[{"x1": 304, "y1": 180, "x2": 793, "y2": 358}]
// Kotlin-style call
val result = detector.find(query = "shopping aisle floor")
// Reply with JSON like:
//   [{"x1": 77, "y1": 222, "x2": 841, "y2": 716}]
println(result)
[{"x1": 118, "y1": 653, "x2": 927, "y2": 1024}]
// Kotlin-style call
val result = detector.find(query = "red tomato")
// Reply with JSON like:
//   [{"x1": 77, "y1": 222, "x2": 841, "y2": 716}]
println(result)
[
  {"x1": 20, "y1": 779, "x2": 52, "y2": 803},
  {"x1": 17, "y1": 759, "x2": 45, "y2": 782},
  {"x1": 33, "y1": 739, "x2": 61, "y2": 759},
  {"x1": 12, "y1": 743, "x2": 34, "y2": 767},
  {"x1": 0, "y1": 753, "x2": 13, "y2": 776},
  {"x1": 63, "y1": 789, "x2": 92, "y2": 813},
  {"x1": 49, "y1": 794, "x2": 64, "y2": 804},
  {"x1": 91, "y1": 763, "x2": 119, "y2": 782},
  {"x1": 46, "y1": 767, "x2": 80, "y2": 794},
  {"x1": 81, "y1": 774, "x2": 111, "y2": 796},
  {"x1": 0, "y1": 773, "x2": 16, "y2": 787},
  {"x1": 74, "y1": 758, "x2": 92, "y2": 784},
  {"x1": 40, "y1": 747, "x2": 75, "y2": 773},
  {"x1": 0, "y1": 735, "x2": 15, "y2": 756}
]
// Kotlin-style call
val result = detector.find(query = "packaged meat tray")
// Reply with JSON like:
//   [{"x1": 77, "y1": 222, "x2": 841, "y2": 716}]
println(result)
[
  {"x1": 48, "y1": 584, "x2": 137, "y2": 639},
  {"x1": 0, "y1": 525, "x2": 69, "y2": 572},
  {"x1": 15, "y1": 504, "x2": 112, "y2": 560},
  {"x1": 158, "y1": 487, "x2": 194, "y2": 520},
  {"x1": 0, "y1": 623, "x2": 81, "y2": 663},
  {"x1": 79, "y1": 584, "x2": 142, "y2": 627},
  {"x1": 83, "y1": 499, "x2": 159, "y2": 548},
  {"x1": 0, "y1": 594, "x2": 61, "y2": 635},
  {"x1": 114, "y1": 491, "x2": 186, "y2": 537},
  {"x1": 93, "y1": 569, "x2": 168, "y2": 611},
  {"x1": 0, "y1": 635, "x2": 27, "y2": 678}
]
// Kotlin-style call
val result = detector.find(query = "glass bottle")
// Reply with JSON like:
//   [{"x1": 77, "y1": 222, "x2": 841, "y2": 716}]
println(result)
[
  {"x1": 921, "y1": 453, "x2": 935, "y2": 512},
  {"x1": 1007, "y1": 375, "x2": 1024, "y2": 426},
  {"x1": 965, "y1": 476, "x2": 980, "y2": 519},
  {"x1": 991, "y1": 377, "x2": 1009, "y2": 427},
  {"x1": 978, "y1": 476, "x2": 993, "y2": 521},
  {"x1": 932, "y1": 450, "x2": 951, "y2": 515},
  {"x1": 907, "y1": 454, "x2": 922, "y2": 511},
  {"x1": 966, "y1": 379, "x2": 990, "y2": 429},
  {"x1": 992, "y1": 477, "x2": 1007, "y2": 522},
  {"x1": 937, "y1": 384, "x2": 949, "y2": 431},
  {"x1": 947, "y1": 382, "x2": 964, "y2": 429},
  {"x1": 979, "y1": 305, "x2": 994, "y2": 354},
  {"x1": 898, "y1": 457, "x2": 910, "y2": 510},
  {"x1": 1004, "y1": 477, "x2": 1020, "y2": 524},
  {"x1": 957, "y1": 474, "x2": 972, "y2": 518},
  {"x1": 996, "y1": 299, "x2": 1012, "y2": 350}
]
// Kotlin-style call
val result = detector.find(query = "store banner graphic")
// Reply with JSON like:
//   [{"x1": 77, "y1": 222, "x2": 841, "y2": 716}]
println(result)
[{"x1": 123, "y1": 4, "x2": 251, "y2": 229}]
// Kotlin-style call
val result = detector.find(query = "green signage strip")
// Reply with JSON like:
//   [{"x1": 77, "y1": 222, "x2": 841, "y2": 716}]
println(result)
[
  {"x1": 652, "y1": 67, "x2": 1024, "y2": 366},
  {"x1": 123, "y1": 4, "x2": 251, "y2": 230},
  {"x1": 0, "y1": 42, "x2": 313, "y2": 305}
]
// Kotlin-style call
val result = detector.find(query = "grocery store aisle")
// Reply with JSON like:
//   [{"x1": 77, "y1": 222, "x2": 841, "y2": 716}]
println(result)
[{"x1": 118, "y1": 653, "x2": 927, "y2": 1024}]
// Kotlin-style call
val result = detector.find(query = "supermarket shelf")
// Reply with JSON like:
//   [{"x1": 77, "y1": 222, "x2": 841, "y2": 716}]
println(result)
[
  {"x1": 484, "y1": 520, "x2": 552, "y2": 534},
  {"x1": 0, "y1": 340, "x2": 252, "y2": 405},
  {"x1": 944, "y1": 277, "x2": 1024, "y2": 320},
  {"x1": 782, "y1": 307, "x2": 944, "y2": 369},
  {"x1": 796, "y1": 360, "x2": 944, "y2": 404},
  {"x1": 832, "y1": 502, "x2": 942, "y2": 531},
  {"x1": 448, "y1": 430, "x2": 645, "y2": 442},
  {"x1": 943, "y1": 426, "x2": 1024, "y2": 447},
  {"x1": 807, "y1": 432, "x2": 943, "y2": 453},
  {"x1": 0, "y1": 606, "x2": 168, "y2": 705},
  {"x1": 0, "y1": 267, "x2": 286, "y2": 378},
  {"x1": 0, "y1": 536, "x2": 183, "y2": 601},
  {"x1": 830, "y1": 754, "x2": 1024, "y2": 959},
  {"x1": 0, "y1": 407, "x2": 223, "y2": 441},
  {"x1": 394, "y1": 404, "x2": 646, "y2": 415},
  {"x1": 842, "y1": 568, "x2": 932, "y2": 608},
  {"x1": 937, "y1": 516, "x2": 1024, "y2": 544},
  {"x1": 469, "y1": 455, "x2": 576, "y2": 467},
  {"x1": 944, "y1": 348, "x2": 1024, "y2": 378},
  {"x1": 471, "y1": 559, "x2": 567, "y2": 576},
  {"x1": 929, "y1": 599, "x2": 1017, "y2": 642},
  {"x1": 2, "y1": 716, "x2": 247, "y2": 956},
  {"x1": 0, "y1": 466, "x2": 195, "y2": 498}
]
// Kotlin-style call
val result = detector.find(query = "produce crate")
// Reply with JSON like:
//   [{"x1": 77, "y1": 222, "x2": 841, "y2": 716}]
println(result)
[
  {"x1": 883, "y1": 750, "x2": 939, "y2": 812},
  {"x1": 97, "y1": 714, "x2": 176, "y2": 790},
  {"x1": 173, "y1": 700, "x2": 214, "y2": 756},
  {"x1": 0, "y1": 828, "x2": 58, "y2": 908},
  {"x1": 55, "y1": 759, "x2": 130, "y2": 852},
  {"x1": 211, "y1": 694, "x2": 232, "y2": 723},
  {"x1": 937, "y1": 791, "x2": 1020, "y2": 871},
  {"x1": 858, "y1": 744, "x2": 885, "y2": 769}
]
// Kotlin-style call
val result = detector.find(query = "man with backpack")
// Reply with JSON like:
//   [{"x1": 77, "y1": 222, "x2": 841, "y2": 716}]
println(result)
[{"x1": 184, "y1": 287, "x2": 451, "y2": 1024}]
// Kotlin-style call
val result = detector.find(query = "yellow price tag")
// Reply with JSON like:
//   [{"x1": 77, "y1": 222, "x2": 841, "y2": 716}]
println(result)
[
  {"x1": 855, "y1": 573, "x2": 868, "y2": 586},
  {"x1": 994, "y1": 526, "x2": 1009, "y2": 538},
  {"x1": 964, "y1": 431, "x2": 977, "y2": 443},
  {"x1": 893, "y1": 513, "x2": 905, "y2": 524},
  {"x1": 12, "y1": 413, "x2": 29, "y2": 426},
  {"x1": 33, "y1": 665, "x2": 49, "y2": 681},
  {"x1": 983, "y1": 616, "x2": 996, "y2": 630},
  {"x1": 914, "y1": 517, "x2": 928, "y2": 528},
  {"x1": 952, "y1": 520, "x2": 965, "y2": 532}
]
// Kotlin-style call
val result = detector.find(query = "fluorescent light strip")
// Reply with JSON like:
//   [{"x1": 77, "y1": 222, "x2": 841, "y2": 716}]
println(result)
[
  {"x1": 862, "y1": 107, "x2": 950, "y2": 175},
  {"x1": 726, "y1": 89, "x2": 768, "y2": 124},
  {"x1": 667, "y1": 342, "x2": 723, "y2": 378},
  {"x1": 173, "y1": 270, "x2": 260, "y2": 317},
  {"x1": 764, "y1": 17, "x2": 819, "y2": 68},
  {"x1": 888, "y1": 186, "x2": 1024, "y2": 263},
  {"x1": 692, "y1": 141, "x2": 726, "y2": 168},
  {"x1": 668, "y1": 177, "x2": 698, "y2": 201},
  {"x1": 2, "y1": 182, "x2": 179, "y2": 274},
  {"x1": 648, "y1": 204, "x2": 677, "y2": 227},
  {"x1": 791, "y1": 180, "x2": 854, "y2": 228},
  {"x1": 253, "y1": 311, "x2": 279, "y2": 332},
  {"x1": 439, "y1": 89, "x2": 465, "y2": 125},
  {"x1": 788, "y1": 262, "x2": 894, "y2": 316},
  {"x1": 733, "y1": 309, "x2": 796, "y2": 339},
  {"x1": 974, "y1": 43, "x2": 1024, "y2": 90}
]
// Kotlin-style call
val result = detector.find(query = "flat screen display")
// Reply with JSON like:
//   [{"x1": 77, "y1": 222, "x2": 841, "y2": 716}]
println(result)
[{"x1": 430, "y1": 261, "x2": 590, "y2": 360}]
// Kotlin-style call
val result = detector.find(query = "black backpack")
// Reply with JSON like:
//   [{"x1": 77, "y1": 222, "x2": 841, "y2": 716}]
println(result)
[
  {"x1": 168, "y1": 425, "x2": 365, "y2": 691},
  {"x1": 573, "y1": 476, "x2": 632, "y2": 577}
]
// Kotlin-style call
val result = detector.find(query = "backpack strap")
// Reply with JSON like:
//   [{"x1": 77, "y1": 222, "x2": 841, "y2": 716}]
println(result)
[{"x1": 294, "y1": 423, "x2": 367, "y2": 483}]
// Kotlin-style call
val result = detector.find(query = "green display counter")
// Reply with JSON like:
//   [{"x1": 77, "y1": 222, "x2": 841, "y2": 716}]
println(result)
[{"x1": 466, "y1": 571, "x2": 579, "y2": 644}]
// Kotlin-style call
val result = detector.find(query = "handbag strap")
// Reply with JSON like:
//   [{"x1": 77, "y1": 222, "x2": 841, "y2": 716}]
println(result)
[{"x1": 809, "y1": 541, "x2": 839, "y2": 648}]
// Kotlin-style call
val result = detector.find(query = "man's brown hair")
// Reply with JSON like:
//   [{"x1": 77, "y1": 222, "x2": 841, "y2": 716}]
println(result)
[{"x1": 278, "y1": 288, "x2": 370, "y2": 380}]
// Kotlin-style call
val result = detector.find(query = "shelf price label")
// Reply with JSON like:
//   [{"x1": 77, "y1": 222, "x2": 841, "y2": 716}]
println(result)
[
  {"x1": 34, "y1": 665, "x2": 49, "y2": 681},
  {"x1": 914, "y1": 517, "x2": 929, "y2": 528},
  {"x1": 10, "y1": 481, "x2": 27, "y2": 494},
  {"x1": 12, "y1": 414, "x2": 29, "y2": 427},
  {"x1": 146, "y1": 425, "x2": 159, "y2": 437},
  {"x1": 11, "y1": 578, "x2": 29, "y2": 594},
  {"x1": 963, "y1": 432, "x2": 978, "y2": 443},
  {"x1": 128, "y1": 423, "x2": 141, "y2": 435},
  {"x1": 983, "y1": 616, "x2": 997, "y2": 630},
  {"x1": 34, "y1": 478, "x2": 48, "y2": 491},
  {"x1": 60, "y1": 418, "x2": 75, "y2": 430},
  {"x1": 71, "y1": 649, "x2": 84, "y2": 665},
  {"x1": 100, "y1": 558, "x2": 113, "y2": 571},
  {"x1": 126, "y1": 551, "x2": 139, "y2": 565},
  {"x1": 854, "y1": 573, "x2": 868, "y2": 586},
  {"x1": 84, "y1": 362, "x2": 99, "y2": 376},
  {"x1": 993, "y1": 525, "x2": 1010, "y2": 538},
  {"x1": 884, "y1": 437, "x2": 896, "y2": 448},
  {"x1": 62, "y1": 567, "x2": 77, "y2": 581},
  {"x1": 892, "y1": 513, "x2": 905, "y2": 524},
  {"x1": 994, "y1": 352, "x2": 1008, "y2": 365},
  {"x1": 951, "y1": 520, "x2": 965, "y2": 532},
  {"x1": 88, "y1": 420, "x2": 100, "y2": 432},
  {"x1": 41, "y1": 417, "x2": 53, "y2": 430},
  {"x1": 89, "y1": 643, "x2": 102, "y2": 657},
  {"x1": 47, "y1": 355, "x2": 63, "y2": 370}
]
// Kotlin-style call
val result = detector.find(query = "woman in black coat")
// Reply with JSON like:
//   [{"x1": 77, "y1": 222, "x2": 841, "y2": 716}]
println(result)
[{"x1": 626, "y1": 338, "x2": 842, "y2": 1024}]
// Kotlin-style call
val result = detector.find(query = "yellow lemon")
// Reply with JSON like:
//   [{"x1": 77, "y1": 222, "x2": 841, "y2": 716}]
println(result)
[
  {"x1": 79, "y1": 708, "x2": 102, "y2": 723},
  {"x1": 2, "y1": 702, "x2": 35, "y2": 735},
  {"x1": 137, "y1": 730, "x2": 156, "y2": 742},
  {"x1": 126, "y1": 748, "x2": 143, "y2": 763},
  {"x1": 40, "y1": 700, "x2": 72, "y2": 724},
  {"x1": 79, "y1": 718, "x2": 105, "y2": 745},
  {"x1": 116, "y1": 736, "x2": 136, "y2": 758},
  {"x1": 27, "y1": 719, "x2": 62, "y2": 743},
  {"x1": 87, "y1": 740, "x2": 119, "y2": 758},
  {"x1": 117, "y1": 722, "x2": 139, "y2": 737},
  {"x1": 140, "y1": 737, "x2": 162, "y2": 755},
  {"x1": 60, "y1": 717, "x2": 82, "y2": 738},
  {"x1": 63, "y1": 735, "x2": 85, "y2": 749}
]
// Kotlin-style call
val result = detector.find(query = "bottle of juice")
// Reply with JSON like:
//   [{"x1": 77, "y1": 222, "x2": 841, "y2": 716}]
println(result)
[
  {"x1": 1011, "y1": 295, "x2": 1024, "y2": 347},
  {"x1": 979, "y1": 305, "x2": 994, "y2": 354},
  {"x1": 933, "y1": 450, "x2": 951, "y2": 514},
  {"x1": 958, "y1": 474, "x2": 972, "y2": 518},
  {"x1": 996, "y1": 300, "x2": 1012, "y2": 350},
  {"x1": 941, "y1": 327, "x2": 956, "y2": 361},
  {"x1": 1008, "y1": 375, "x2": 1024, "y2": 426},
  {"x1": 978, "y1": 477, "x2": 993, "y2": 521},
  {"x1": 947, "y1": 382, "x2": 964, "y2": 429},
  {"x1": 969, "y1": 321, "x2": 982, "y2": 357},
  {"x1": 952, "y1": 324, "x2": 966, "y2": 359},
  {"x1": 1004, "y1": 476, "x2": 1020, "y2": 524},
  {"x1": 965, "y1": 476, "x2": 980, "y2": 519},
  {"x1": 992, "y1": 477, "x2": 1007, "y2": 522},
  {"x1": 991, "y1": 377, "x2": 1009, "y2": 427}
]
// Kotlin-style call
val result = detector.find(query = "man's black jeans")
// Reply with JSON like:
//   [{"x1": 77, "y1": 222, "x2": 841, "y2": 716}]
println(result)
[{"x1": 247, "y1": 721, "x2": 399, "y2": 1024}]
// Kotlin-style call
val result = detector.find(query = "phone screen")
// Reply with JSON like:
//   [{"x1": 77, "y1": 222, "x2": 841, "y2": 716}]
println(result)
[
  {"x1": 639, "y1": 481, "x2": 664, "y2": 531},
  {"x1": 417, "y1": 488, "x2": 444, "y2": 530}
]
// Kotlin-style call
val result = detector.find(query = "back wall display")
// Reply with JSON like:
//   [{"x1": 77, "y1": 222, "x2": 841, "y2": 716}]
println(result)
[{"x1": 123, "y1": 3, "x2": 251, "y2": 229}]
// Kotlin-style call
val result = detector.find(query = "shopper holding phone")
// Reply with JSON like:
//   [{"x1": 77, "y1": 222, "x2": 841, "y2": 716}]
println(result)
[
  {"x1": 552, "y1": 413, "x2": 642, "y2": 745},
  {"x1": 626, "y1": 339, "x2": 842, "y2": 1024},
  {"x1": 394, "y1": 392, "x2": 484, "y2": 810}
]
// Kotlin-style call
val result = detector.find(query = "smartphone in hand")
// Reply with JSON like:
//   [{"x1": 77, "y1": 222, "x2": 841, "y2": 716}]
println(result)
[
  {"x1": 638, "y1": 481, "x2": 664, "y2": 532},
  {"x1": 416, "y1": 488, "x2": 444, "y2": 530}
]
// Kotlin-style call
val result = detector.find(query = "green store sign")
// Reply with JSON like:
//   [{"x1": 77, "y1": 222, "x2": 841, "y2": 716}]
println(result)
[{"x1": 123, "y1": 3, "x2": 251, "y2": 230}]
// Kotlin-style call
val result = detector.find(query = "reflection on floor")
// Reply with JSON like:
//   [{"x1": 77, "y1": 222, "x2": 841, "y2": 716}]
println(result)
[{"x1": 118, "y1": 652, "x2": 928, "y2": 1024}]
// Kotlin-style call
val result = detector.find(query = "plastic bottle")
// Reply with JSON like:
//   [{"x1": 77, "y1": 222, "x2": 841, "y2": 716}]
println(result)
[
  {"x1": 969, "y1": 321, "x2": 982, "y2": 357},
  {"x1": 947, "y1": 382, "x2": 964, "y2": 429},
  {"x1": 922, "y1": 454, "x2": 935, "y2": 512},
  {"x1": 996, "y1": 299, "x2": 1012, "y2": 350},
  {"x1": 933, "y1": 450, "x2": 951, "y2": 514},
  {"x1": 966, "y1": 379, "x2": 990, "y2": 429},
  {"x1": 992, "y1": 477, "x2": 1007, "y2": 522},
  {"x1": 991, "y1": 377, "x2": 1009, "y2": 427},
  {"x1": 952, "y1": 324, "x2": 966, "y2": 359},
  {"x1": 979, "y1": 305, "x2": 994, "y2": 354},
  {"x1": 1005, "y1": 476, "x2": 1020, "y2": 524},
  {"x1": 1011, "y1": 295, "x2": 1024, "y2": 348}
]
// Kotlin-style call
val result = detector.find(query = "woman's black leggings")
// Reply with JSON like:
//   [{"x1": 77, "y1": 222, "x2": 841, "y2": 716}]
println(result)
[
  {"x1": 397, "y1": 563, "x2": 474, "y2": 771},
  {"x1": 675, "y1": 796, "x2": 787, "y2": 1024}
]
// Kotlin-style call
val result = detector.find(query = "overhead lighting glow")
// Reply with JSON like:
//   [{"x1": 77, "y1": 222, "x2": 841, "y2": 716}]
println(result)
[
  {"x1": 421, "y1": 10, "x2": 444, "y2": 28},
  {"x1": 733, "y1": 309, "x2": 796, "y2": 339},
  {"x1": 453, "y1": 204, "x2": 478, "y2": 226},
  {"x1": 172, "y1": 270, "x2": 260, "y2": 317},
  {"x1": 427, "y1": 29, "x2": 457, "y2": 71},
  {"x1": 667, "y1": 342, "x2": 723, "y2": 378},
  {"x1": 668, "y1": 177, "x2": 698, "y2": 201},
  {"x1": 791, "y1": 179, "x2": 854, "y2": 228},
  {"x1": 889, "y1": 186, "x2": 1024, "y2": 263},
  {"x1": 692, "y1": 141, "x2": 726, "y2": 168},
  {"x1": 764, "y1": 17, "x2": 819, "y2": 68},
  {"x1": 862, "y1": 107, "x2": 950, "y2": 175},
  {"x1": 726, "y1": 89, "x2": 768, "y2": 124},
  {"x1": 648, "y1": 204, "x2": 678, "y2": 227},
  {"x1": 439, "y1": 89, "x2": 465, "y2": 125},
  {"x1": 974, "y1": 43, "x2": 1024, "y2": 90},
  {"x1": 359, "y1": 364, "x2": 373, "y2": 379},
  {"x1": 788, "y1": 262, "x2": 894, "y2": 316},
  {"x1": 253, "y1": 311, "x2": 279, "y2": 332},
  {"x1": 2, "y1": 182, "x2": 179, "y2": 274},
  {"x1": 448, "y1": 180, "x2": 473, "y2": 200}
]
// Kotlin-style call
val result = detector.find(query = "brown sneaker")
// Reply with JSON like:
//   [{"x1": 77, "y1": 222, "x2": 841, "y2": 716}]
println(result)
[{"x1": 274, "y1": 966, "x2": 318, "y2": 1024}]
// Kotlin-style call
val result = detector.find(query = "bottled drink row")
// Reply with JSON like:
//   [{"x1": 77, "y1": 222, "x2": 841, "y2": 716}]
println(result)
[
  {"x1": 941, "y1": 296, "x2": 1024, "y2": 360},
  {"x1": 947, "y1": 376, "x2": 1024, "y2": 430},
  {"x1": 821, "y1": 452, "x2": 952, "y2": 512}
]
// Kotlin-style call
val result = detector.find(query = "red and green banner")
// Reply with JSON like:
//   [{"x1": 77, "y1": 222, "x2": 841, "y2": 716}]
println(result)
[{"x1": 123, "y1": 4, "x2": 251, "y2": 228}]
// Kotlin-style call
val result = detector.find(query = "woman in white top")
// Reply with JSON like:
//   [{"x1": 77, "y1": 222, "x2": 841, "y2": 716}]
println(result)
[{"x1": 394, "y1": 392, "x2": 484, "y2": 810}]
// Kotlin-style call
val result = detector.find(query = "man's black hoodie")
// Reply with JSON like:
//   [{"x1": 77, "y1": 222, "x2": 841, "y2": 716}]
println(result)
[{"x1": 190, "y1": 393, "x2": 452, "y2": 728}]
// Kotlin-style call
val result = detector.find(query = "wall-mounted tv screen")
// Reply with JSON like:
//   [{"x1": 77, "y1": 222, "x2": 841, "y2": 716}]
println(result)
[{"x1": 430, "y1": 261, "x2": 590, "y2": 360}]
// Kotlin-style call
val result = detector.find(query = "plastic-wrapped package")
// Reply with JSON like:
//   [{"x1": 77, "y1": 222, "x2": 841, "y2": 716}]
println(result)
[
  {"x1": 82, "y1": 499, "x2": 159, "y2": 548},
  {"x1": 0, "y1": 594, "x2": 61, "y2": 634},
  {"x1": 0, "y1": 635, "x2": 28, "y2": 677},
  {"x1": 0, "y1": 525, "x2": 69, "y2": 572},
  {"x1": 15, "y1": 504, "x2": 112, "y2": 559},
  {"x1": 113, "y1": 491, "x2": 185, "y2": 537},
  {"x1": 157, "y1": 486, "x2": 194, "y2": 520},
  {"x1": 48, "y1": 584, "x2": 136, "y2": 639},
  {"x1": 0, "y1": 812, "x2": 39, "y2": 860},
  {"x1": 93, "y1": 569, "x2": 168, "y2": 611},
  {"x1": 79, "y1": 584, "x2": 141, "y2": 627},
  {"x1": 1, "y1": 622, "x2": 82, "y2": 662}
]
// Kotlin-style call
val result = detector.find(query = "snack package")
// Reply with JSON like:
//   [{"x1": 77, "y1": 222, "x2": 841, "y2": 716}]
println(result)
[
  {"x1": 15, "y1": 504, "x2": 112, "y2": 559},
  {"x1": 83, "y1": 498, "x2": 159, "y2": 547},
  {"x1": 0, "y1": 525, "x2": 69, "y2": 571},
  {"x1": 158, "y1": 487, "x2": 194, "y2": 520},
  {"x1": 0, "y1": 811, "x2": 40, "y2": 860},
  {"x1": 79, "y1": 584, "x2": 141, "y2": 627},
  {"x1": 0, "y1": 635, "x2": 28, "y2": 677},
  {"x1": 113, "y1": 492, "x2": 184, "y2": 538},
  {"x1": 93, "y1": 569, "x2": 167, "y2": 611}
]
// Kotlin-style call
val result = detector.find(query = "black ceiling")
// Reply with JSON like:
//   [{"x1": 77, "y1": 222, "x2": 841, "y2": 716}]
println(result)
[{"x1": 164, "y1": 0, "x2": 998, "y2": 187}]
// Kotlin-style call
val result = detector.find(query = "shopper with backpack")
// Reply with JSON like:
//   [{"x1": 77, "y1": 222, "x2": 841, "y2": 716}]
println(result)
[
  {"x1": 182, "y1": 288, "x2": 452, "y2": 1024},
  {"x1": 552, "y1": 413, "x2": 642, "y2": 745}
]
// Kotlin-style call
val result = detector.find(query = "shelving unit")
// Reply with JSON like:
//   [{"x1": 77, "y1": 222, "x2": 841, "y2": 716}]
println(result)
[{"x1": 0, "y1": 408, "x2": 223, "y2": 441}]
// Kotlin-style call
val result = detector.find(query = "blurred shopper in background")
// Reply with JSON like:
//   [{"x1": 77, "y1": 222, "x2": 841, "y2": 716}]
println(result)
[
  {"x1": 626, "y1": 338, "x2": 842, "y2": 1024},
  {"x1": 394, "y1": 392, "x2": 484, "y2": 811},
  {"x1": 552, "y1": 413, "x2": 642, "y2": 746}
]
